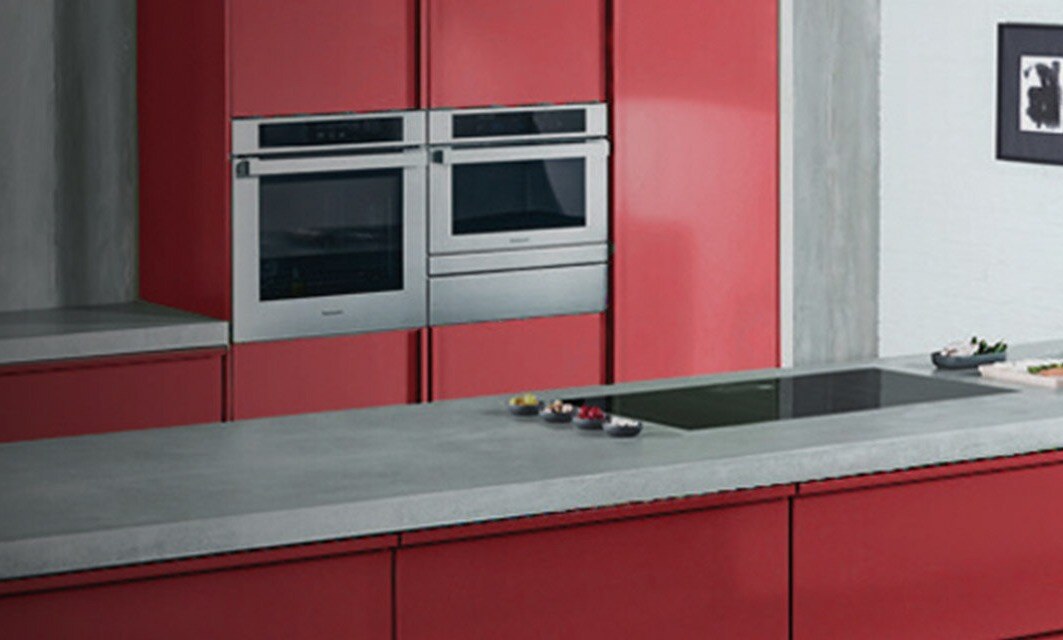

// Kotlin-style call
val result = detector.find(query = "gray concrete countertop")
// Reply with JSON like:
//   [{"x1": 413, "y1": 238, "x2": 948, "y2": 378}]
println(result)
[
  {"x1": 0, "y1": 301, "x2": 229, "y2": 366},
  {"x1": 3, "y1": 341, "x2": 1063, "y2": 580}
]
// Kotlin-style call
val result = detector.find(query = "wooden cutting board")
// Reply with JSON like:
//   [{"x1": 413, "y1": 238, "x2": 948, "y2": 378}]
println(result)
[{"x1": 979, "y1": 361, "x2": 1063, "y2": 389}]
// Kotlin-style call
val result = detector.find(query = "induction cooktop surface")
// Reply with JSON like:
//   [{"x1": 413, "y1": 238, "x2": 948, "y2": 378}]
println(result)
[{"x1": 567, "y1": 368, "x2": 1013, "y2": 431}]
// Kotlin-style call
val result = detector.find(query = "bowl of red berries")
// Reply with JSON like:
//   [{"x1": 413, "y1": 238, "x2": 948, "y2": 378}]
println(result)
[{"x1": 573, "y1": 405, "x2": 606, "y2": 430}]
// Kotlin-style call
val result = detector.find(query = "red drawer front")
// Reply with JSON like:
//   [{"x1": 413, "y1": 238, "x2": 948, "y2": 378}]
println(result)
[
  {"x1": 430, "y1": 314, "x2": 605, "y2": 401},
  {"x1": 612, "y1": 0, "x2": 779, "y2": 382},
  {"x1": 230, "y1": 0, "x2": 417, "y2": 116},
  {"x1": 397, "y1": 499, "x2": 789, "y2": 639},
  {"x1": 0, "y1": 550, "x2": 392, "y2": 640},
  {"x1": 0, "y1": 350, "x2": 225, "y2": 442},
  {"x1": 428, "y1": 0, "x2": 605, "y2": 108},
  {"x1": 794, "y1": 462, "x2": 1063, "y2": 639},
  {"x1": 231, "y1": 331, "x2": 419, "y2": 420}
]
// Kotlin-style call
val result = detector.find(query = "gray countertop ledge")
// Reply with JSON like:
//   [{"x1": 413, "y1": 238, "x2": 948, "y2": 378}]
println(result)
[
  {"x1": 3, "y1": 341, "x2": 1063, "y2": 580},
  {"x1": 0, "y1": 301, "x2": 229, "y2": 366}
]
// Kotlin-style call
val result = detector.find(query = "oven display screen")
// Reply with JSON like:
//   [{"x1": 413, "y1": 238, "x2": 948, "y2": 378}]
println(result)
[{"x1": 453, "y1": 109, "x2": 586, "y2": 139}]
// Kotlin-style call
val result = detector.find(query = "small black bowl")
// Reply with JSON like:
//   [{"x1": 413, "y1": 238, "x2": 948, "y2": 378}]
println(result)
[
  {"x1": 540, "y1": 408, "x2": 574, "y2": 423},
  {"x1": 931, "y1": 351, "x2": 1006, "y2": 370},
  {"x1": 573, "y1": 417, "x2": 604, "y2": 430},
  {"x1": 507, "y1": 401, "x2": 542, "y2": 416}
]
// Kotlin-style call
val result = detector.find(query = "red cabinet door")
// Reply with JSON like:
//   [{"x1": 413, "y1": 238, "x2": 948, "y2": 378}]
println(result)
[
  {"x1": 231, "y1": 331, "x2": 419, "y2": 420},
  {"x1": 0, "y1": 549, "x2": 392, "y2": 640},
  {"x1": 397, "y1": 498, "x2": 789, "y2": 639},
  {"x1": 794, "y1": 462, "x2": 1063, "y2": 639},
  {"x1": 430, "y1": 314, "x2": 605, "y2": 401},
  {"x1": 612, "y1": 0, "x2": 779, "y2": 382},
  {"x1": 230, "y1": 0, "x2": 417, "y2": 116},
  {"x1": 0, "y1": 349, "x2": 225, "y2": 442},
  {"x1": 428, "y1": 0, "x2": 606, "y2": 108}
]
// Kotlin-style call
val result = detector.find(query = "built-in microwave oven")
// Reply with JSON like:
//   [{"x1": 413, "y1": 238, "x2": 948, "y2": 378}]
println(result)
[
  {"x1": 428, "y1": 103, "x2": 609, "y2": 255},
  {"x1": 231, "y1": 111, "x2": 427, "y2": 343},
  {"x1": 426, "y1": 104, "x2": 611, "y2": 326}
]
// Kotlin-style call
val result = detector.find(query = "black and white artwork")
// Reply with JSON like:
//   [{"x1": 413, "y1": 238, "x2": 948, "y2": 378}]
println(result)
[
  {"x1": 998, "y1": 24, "x2": 1063, "y2": 165},
  {"x1": 1020, "y1": 56, "x2": 1063, "y2": 134}
]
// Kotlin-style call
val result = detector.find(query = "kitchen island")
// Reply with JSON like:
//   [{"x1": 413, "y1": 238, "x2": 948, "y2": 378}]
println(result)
[{"x1": 4, "y1": 343, "x2": 1063, "y2": 639}]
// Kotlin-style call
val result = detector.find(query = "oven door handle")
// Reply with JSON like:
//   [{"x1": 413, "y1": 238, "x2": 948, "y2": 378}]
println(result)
[
  {"x1": 432, "y1": 139, "x2": 610, "y2": 166},
  {"x1": 239, "y1": 149, "x2": 427, "y2": 177}
]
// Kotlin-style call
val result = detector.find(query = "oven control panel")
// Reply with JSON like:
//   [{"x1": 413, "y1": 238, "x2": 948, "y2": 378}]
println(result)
[{"x1": 259, "y1": 117, "x2": 404, "y2": 148}]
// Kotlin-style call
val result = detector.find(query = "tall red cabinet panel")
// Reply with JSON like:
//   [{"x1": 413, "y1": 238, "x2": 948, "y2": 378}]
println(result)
[
  {"x1": 793, "y1": 462, "x2": 1063, "y2": 639},
  {"x1": 230, "y1": 0, "x2": 418, "y2": 116},
  {"x1": 231, "y1": 331, "x2": 419, "y2": 420},
  {"x1": 428, "y1": 0, "x2": 606, "y2": 108},
  {"x1": 397, "y1": 495, "x2": 790, "y2": 639},
  {"x1": 0, "y1": 349, "x2": 225, "y2": 443},
  {"x1": 138, "y1": 0, "x2": 230, "y2": 320},
  {"x1": 612, "y1": 0, "x2": 779, "y2": 382},
  {"x1": 430, "y1": 314, "x2": 606, "y2": 400}
]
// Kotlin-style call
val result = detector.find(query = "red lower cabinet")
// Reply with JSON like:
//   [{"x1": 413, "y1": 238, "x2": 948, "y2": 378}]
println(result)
[
  {"x1": 231, "y1": 331, "x2": 419, "y2": 420},
  {"x1": 396, "y1": 496, "x2": 790, "y2": 639},
  {"x1": 0, "y1": 546, "x2": 393, "y2": 640},
  {"x1": 430, "y1": 314, "x2": 606, "y2": 401},
  {"x1": 0, "y1": 349, "x2": 225, "y2": 442},
  {"x1": 793, "y1": 461, "x2": 1063, "y2": 640}
]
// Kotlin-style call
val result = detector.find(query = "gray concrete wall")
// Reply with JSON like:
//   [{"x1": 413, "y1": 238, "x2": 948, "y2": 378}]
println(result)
[
  {"x1": 790, "y1": 0, "x2": 881, "y2": 365},
  {"x1": 0, "y1": 0, "x2": 137, "y2": 313}
]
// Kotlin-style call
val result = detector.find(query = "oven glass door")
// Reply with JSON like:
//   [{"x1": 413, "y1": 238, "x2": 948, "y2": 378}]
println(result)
[
  {"x1": 259, "y1": 169, "x2": 402, "y2": 301},
  {"x1": 233, "y1": 150, "x2": 426, "y2": 343},
  {"x1": 429, "y1": 140, "x2": 608, "y2": 254}
]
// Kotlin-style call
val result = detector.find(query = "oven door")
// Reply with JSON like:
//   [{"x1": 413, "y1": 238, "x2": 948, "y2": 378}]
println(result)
[
  {"x1": 429, "y1": 140, "x2": 609, "y2": 255},
  {"x1": 232, "y1": 149, "x2": 426, "y2": 343}
]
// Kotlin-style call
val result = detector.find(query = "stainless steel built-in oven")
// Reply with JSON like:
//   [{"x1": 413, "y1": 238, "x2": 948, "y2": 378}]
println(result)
[
  {"x1": 428, "y1": 103, "x2": 609, "y2": 254},
  {"x1": 231, "y1": 112, "x2": 427, "y2": 343},
  {"x1": 427, "y1": 104, "x2": 611, "y2": 326}
]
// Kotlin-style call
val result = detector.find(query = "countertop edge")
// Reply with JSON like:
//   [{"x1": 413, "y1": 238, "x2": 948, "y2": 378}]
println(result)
[{"x1": 0, "y1": 319, "x2": 229, "y2": 367}]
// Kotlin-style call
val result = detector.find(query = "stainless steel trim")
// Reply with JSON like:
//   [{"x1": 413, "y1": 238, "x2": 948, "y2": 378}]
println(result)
[
  {"x1": 429, "y1": 139, "x2": 609, "y2": 255},
  {"x1": 232, "y1": 110, "x2": 427, "y2": 156},
  {"x1": 241, "y1": 150, "x2": 426, "y2": 177},
  {"x1": 429, "y1": 244, "x2": 608, "y2": 276},
  {"x1": 232, "y1": 150, "x2": 428, "y2": 343},
  {"x1": 429, "y1": 264, "x2": 607, "y2": 326},
  {"x1": 432, "y1": 140, "x2": 610, "y2": 164},
  {"x1": 429, "y1": 103, "x2": 608, "y2": 145}
]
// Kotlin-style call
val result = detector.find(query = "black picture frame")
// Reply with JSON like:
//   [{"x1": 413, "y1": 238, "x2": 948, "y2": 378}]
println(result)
[{"x1": 998, "y1": 23, "x2": 1063, "y2": 165}]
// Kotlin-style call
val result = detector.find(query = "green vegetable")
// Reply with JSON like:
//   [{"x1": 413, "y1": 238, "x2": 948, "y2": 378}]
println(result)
[
  {"x1": 970, "y1": 336, "x2": 1007, "y2": 355},
  {"x1": 1029, "y1": 363, "x2": 1063, "y2": 374}
]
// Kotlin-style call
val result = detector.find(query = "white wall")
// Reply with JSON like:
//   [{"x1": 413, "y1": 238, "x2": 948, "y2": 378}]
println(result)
[{"x1": 879, "y1": 0, "x2": 1063, "y2": 356}]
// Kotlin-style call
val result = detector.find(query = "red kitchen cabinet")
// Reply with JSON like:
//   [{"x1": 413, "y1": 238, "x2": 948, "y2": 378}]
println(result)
[
  {"x1": 0, "y1": 349, "x2": 225, "y2": 443},
  {"x1": 793, "y1": 459, "x2": 1063, "y2": 639},
  {"x1": 231, "y1": 331, "x2": 420, "y2": 420},
  {"x1": 0, "y1": 537, "x2": 394, "y2": 640},
  {"x1": 612, "y1": 0, "x2": 779, "y2": 382},
  {"x1": 138, "y1": 0, "x2": 230, "y2": 320},
  {"x1": 430, "y1": 314, "x2": 605, "y2": 401},
  {"x1": 396, "y1": 489, "x2": 790, "y2": 639},
  {"x1": 428, "y1": 0, "x2": 606, "y2": 108},
  {"x1": 230, "y1": 0, "x2": 418, "y2": 116}
]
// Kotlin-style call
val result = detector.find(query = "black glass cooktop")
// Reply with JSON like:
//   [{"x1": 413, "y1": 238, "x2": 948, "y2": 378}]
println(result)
[{"x1": 567, "y1": 368, "x2": 1012, "y2": 431}]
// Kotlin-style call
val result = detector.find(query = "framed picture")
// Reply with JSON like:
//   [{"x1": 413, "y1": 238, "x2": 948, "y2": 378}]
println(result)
[{"x1": 998, "y1": 24, "x2": 1063, "y2": 165}]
